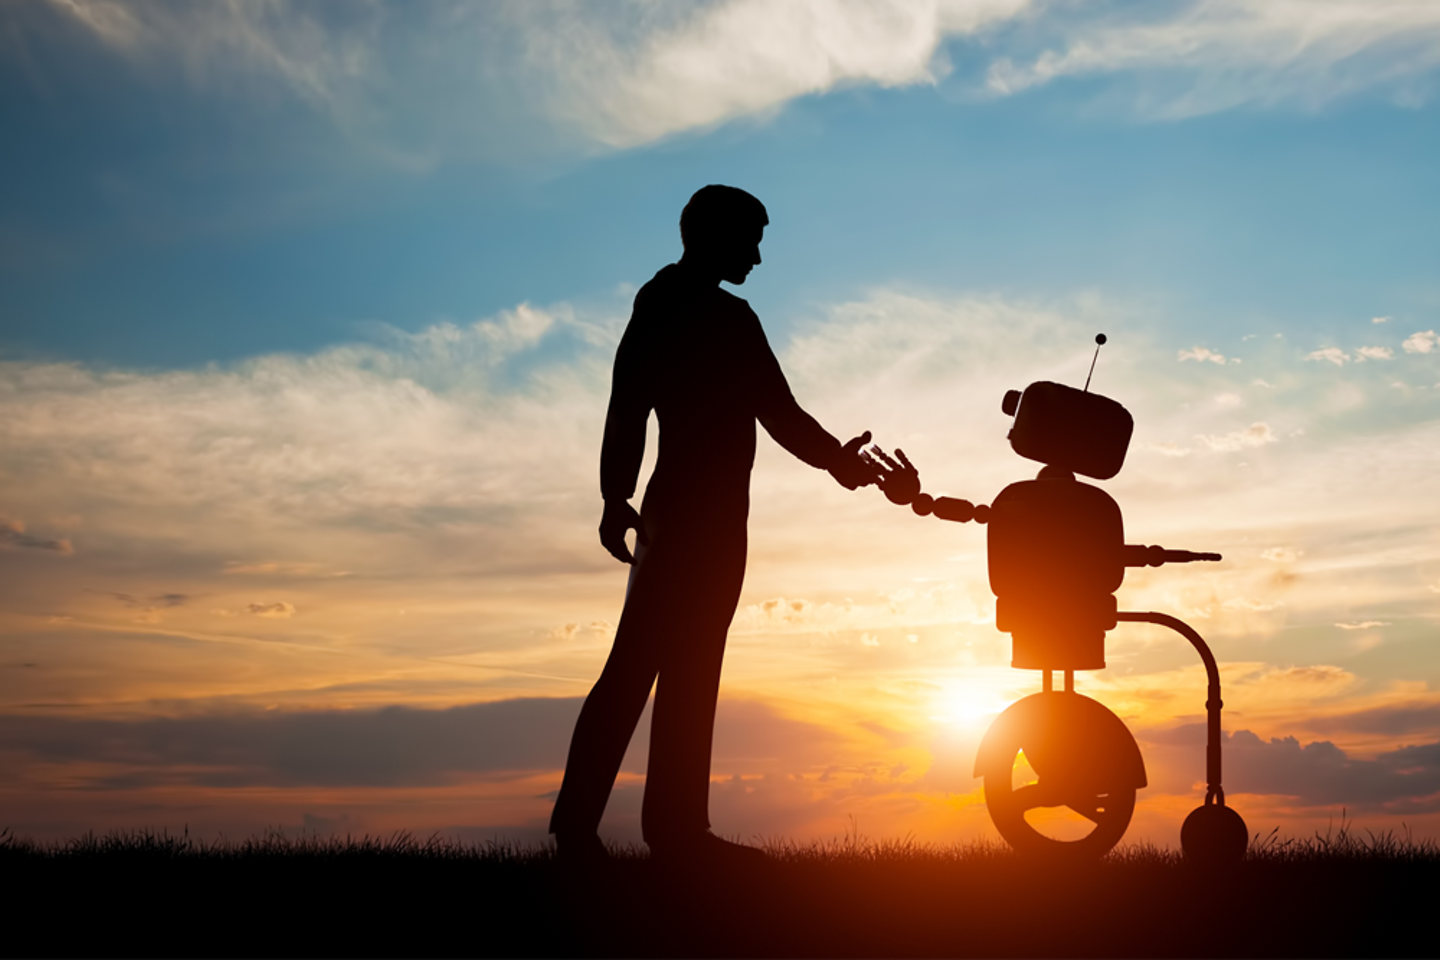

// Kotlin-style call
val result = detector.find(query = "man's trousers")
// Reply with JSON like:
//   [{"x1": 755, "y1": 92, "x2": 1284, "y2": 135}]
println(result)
[{"x1": 549, "y1": 511, "x2": 747, "y2": 843}]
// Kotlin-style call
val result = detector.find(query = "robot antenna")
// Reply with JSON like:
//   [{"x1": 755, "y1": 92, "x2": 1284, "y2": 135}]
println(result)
[{"x1": 1084, "y1": 333, "x2": 1107, "y2": 393}]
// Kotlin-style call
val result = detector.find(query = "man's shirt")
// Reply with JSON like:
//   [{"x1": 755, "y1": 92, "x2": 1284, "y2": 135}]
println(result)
[{"x1": 601, "y1": 263, "x2": 831, "y2": 522}]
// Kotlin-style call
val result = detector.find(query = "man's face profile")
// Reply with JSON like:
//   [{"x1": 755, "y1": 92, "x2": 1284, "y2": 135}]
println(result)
[
  {"x1": 680, "y1": 185, "x2": 768, "y2": 286},
  {"x1": 693, "y1": 222, "x2": 763, "y2": 286}
]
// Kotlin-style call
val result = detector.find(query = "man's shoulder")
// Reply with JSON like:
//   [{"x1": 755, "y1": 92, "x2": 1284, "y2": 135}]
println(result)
[
  {"x1": 631, "y1": 265, "x2": 757, "y2": 327},
  {"x1": 636, "y1": 263, "x2": 683, "y2": 299},
  {"x1": 714, "y1": 286, "x2": 754, "y2": 314}
]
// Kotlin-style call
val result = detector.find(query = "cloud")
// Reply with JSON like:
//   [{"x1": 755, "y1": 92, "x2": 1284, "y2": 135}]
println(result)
[
  {"x1": 0, "y1": 301, "x2": 614, "y2": 577},
  {"x1": 97, "y1": 590, "x2": 186, "y2": 608},
  {"x1": 224, "y1": 560, "x2": 337, "y2": 577},
  {"x1": 1372, "y1": 316, "x2": 1391, "y2": 324},
  {"x1": 0, "y1": 695, "x2": 844, "y2": 789},
  {"x1": 1306, "y1": 701, "x2": 1440, "y2": 738},
  {"x1": 1140, "y1": 441, "x2": 1192, "y2": 458},
  {"x1": 1223, "y1": 597, "x2": 1282, "y2": 612},
  {"x1": 31, "y1": 0, "x2": 1030, "y2": 157},
  {"x1": 1306, "y1": 347, "x2": 1349, "y2": 366},
  {"x1": 1355, "y1": 346, "x2": 1394, "y2": 361},
  {"x1": 40, "y1": 0, "x2": 376, "y2": 117},
  {"x1": 1196, "y1": 421, "x2": 1276, "y2": 452},
  {"x1": 245, "y1": 601, "x2": 296, "y2": 618},
  {"x1": 1227, "y1": 731, "x2": 1440, "y2": 810},
  {"x1": 33, "y1": 0, "x2": 1440, "y2": 161},
  {"x1": 5, "y1": 286, "x2": 1440, "y2": 840},
  {"x1": 519, "y1": 0, "x2": 1031, "y2": 148},
  {"x1": 1261, "y1": 547, "x2": 1301, "y2": 562},
  {"x1": 1178, "y1": 346, "x2": 1232, "y2": 365},
  {"x1": 0, "y1": 697, "x2": 584, "y2": 788},
  {"x1": 1143, "y1": 725, "x2": 1440, "y2": 811},
  {"x1": 1335, "y1": 620, "x2": 1389, "y2": 630},
  {"x1": 0, "y1": 518, "x2": 73, "y2": 555},
  {"x1": 984, "y1": 0, "x2": 1440, "y2": 117},
  {"x1": 1403, "y1": 330, "x2": 1438, "y2": 354}
]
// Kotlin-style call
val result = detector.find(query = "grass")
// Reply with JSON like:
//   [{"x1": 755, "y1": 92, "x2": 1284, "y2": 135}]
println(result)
[{"x1": 3, "y1": 822, "x2": 1436, "y2": 957}]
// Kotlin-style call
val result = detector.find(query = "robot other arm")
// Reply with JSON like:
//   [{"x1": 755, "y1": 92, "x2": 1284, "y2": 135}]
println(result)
[{"x1": 1122, "y1": 545, "x2": 1222, "y2": 566}]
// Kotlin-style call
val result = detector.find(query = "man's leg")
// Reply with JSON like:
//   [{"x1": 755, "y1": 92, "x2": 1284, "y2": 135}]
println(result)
[
  {"x1": 549, "y1": 545, "x2": 669, "y2": 839},
  {"x1": 640, "y1": 527, "x2": 747, "y2": 845}
]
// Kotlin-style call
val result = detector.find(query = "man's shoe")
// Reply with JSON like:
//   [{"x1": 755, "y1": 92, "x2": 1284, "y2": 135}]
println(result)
[
  {"x1": 648, "y1": 831, "x2": 768, "y2": 867},
  {"x1": 554, "y1": 832, "x2": 610, "y2": 865}
]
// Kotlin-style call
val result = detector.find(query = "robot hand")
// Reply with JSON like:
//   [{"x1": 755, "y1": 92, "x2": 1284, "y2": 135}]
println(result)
[{"x1": 863, "y1": 445, "x2": 922, "y2": 506}]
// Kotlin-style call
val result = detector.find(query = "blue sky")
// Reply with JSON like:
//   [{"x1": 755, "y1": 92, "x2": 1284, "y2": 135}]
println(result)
[
  {"x1": 6, "y1": 1, "x2": 1438, "y2": 367},
  {"x1": 2, "y1": 0, "x2": 1440, "y2": 845}
]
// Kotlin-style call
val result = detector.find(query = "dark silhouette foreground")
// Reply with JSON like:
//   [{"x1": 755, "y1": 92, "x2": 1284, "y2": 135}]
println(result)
[
  {"x1": 4, "y1": 829, "x2": 1436, "y2": 958},
  {"x1": 550, "y1": 185, "x2": 875, "y2": 862}
]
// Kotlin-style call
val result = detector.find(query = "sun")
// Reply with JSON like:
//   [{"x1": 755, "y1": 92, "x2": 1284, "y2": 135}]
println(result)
[{"x1": 928, "y1": 675, "x2": 1014, "y2": 731}]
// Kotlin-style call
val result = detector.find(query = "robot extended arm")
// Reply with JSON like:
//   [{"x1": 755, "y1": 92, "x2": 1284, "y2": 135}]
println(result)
[{"x1": 862, "y1": 446, "x2": 991, "y2": 523}]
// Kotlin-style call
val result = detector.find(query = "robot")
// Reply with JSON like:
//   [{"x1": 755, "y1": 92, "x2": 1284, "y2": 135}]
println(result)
[{"x1": 868, "y1": 336, "x2": 1249, "y2": 863}]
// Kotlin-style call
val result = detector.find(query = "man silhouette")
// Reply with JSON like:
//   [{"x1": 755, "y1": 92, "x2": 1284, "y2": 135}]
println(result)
[{"x1": 549, "y1": 185, "x2": 876, "y2": 865}]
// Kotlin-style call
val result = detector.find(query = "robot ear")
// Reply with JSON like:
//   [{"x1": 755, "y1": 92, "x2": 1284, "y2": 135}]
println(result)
[{"x1": 1002, "y1": 390, "x2": 1022, "y2": 417}]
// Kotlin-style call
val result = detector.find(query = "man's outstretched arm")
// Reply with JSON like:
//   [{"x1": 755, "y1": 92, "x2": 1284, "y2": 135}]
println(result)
[{"x1": 758, "y1": 397, "x2": 877, "y2": 490}]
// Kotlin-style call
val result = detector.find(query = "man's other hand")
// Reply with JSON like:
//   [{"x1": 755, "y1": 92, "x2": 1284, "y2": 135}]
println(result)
[
  {"x1": 600, "y1": 500, "x2": 647, "y2": 564},
  {"x1": 829, "y1": 431, "x2": 879, "y2": 490}
]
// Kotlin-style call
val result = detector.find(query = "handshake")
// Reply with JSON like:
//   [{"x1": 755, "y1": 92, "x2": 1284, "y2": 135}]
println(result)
[
  {"x1": 828, "y1": 431, "x2": 918, "y2": 499},
  {"x1": 833, "y1": 432, "x2": 988, "y2": 524}
]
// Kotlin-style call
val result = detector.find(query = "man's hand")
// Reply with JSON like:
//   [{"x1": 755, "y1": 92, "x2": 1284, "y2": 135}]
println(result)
[
  {"x1": 863, "y1": 445, "x2": 921, "y2": 506},
  {"x1": 828, "y1": 431, "x2": 880, "y2": 490},
  {"x1": 599, "y1": 500, "x2": 647, "y2": 564}
]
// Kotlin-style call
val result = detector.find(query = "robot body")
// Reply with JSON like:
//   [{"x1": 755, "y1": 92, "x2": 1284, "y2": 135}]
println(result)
[{"x1": 874, "y1": 340, "x2": 1246, "y2": 863}]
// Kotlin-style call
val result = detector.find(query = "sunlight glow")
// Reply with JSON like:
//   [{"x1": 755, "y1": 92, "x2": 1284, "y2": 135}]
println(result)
[{"x1": 928, "y1": 677, "x2": 1014, "y2": 731}]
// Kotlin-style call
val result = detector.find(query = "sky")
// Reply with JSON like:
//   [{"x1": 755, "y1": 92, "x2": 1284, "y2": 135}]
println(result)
[{"x1": 2, "y1": 0, "x2": 1439, "y2": 849}]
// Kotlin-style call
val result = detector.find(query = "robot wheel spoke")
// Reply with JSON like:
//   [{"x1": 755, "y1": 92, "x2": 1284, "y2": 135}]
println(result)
[
  {"x1": 1064, "y1": 796, "x2": 1106, "y2": 824},
  {"x1": 1010, "y1": 782, "x2": 1062, "y2": 812}
]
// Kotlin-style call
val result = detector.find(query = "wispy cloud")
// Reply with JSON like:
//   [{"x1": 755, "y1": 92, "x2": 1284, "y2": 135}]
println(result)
[
  {"x1": 33, "y1": 0, "x2": 1029, "y2": 157},
  {"x1": 517, "y1": 0, "x2": 1030, "y2": 147},
  {"x1": 1196, "y1": 421, "x2": 1277, "y2": 452},
  {"x1": 0, "y1": 518, "x2": 72, "y2": 555},
  {"x1": 1179, "y1": 346, "x2": 1233, "y2": 365},
  {"x1": 219, "y1": 601, "x2": 298, "y2": 619},
  {"x1": 985, "y1": 0, "x2": 1440, "y2": 117},
  {"x1": 1306, "y1": 346, "x2": 1350, "y2": 366},
  {"x1": 34, "y1": 0, "x2": 1440, "y2": 158}
]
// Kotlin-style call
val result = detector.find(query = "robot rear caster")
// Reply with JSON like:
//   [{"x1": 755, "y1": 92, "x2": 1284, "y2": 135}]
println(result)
[{"x1": 871, "y1": 337, "x2": 1248, "y2": 864}]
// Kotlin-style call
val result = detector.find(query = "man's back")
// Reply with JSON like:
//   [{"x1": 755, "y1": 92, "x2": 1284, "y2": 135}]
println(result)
[{"x1": 601, "y1": 262, "x2": 793, "y2": 518}]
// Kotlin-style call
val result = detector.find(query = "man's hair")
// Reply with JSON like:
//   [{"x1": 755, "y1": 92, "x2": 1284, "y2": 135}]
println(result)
[{"x1": 680, "y1": 185, "x2": 768, "y2": 251}]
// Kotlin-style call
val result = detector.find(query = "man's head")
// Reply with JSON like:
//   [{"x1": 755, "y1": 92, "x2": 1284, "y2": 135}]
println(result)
[{"x1": 680, "y1": 185, "x2": 768, "y2": 285}]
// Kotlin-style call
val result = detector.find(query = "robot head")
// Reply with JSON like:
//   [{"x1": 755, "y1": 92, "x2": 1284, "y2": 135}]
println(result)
[{"x1": 1001, "y1": 380, "x2": 1133, "y2": 480}]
